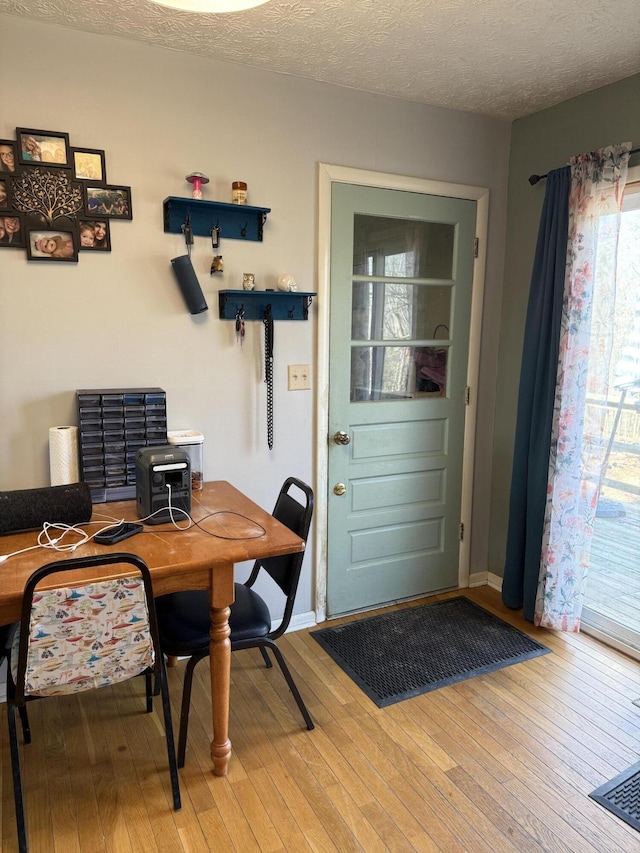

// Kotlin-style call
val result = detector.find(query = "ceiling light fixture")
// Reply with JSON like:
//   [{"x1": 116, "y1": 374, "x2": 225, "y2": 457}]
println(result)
[{"x1": 149, "y1": 0, "x2": 271, "y2": 12}]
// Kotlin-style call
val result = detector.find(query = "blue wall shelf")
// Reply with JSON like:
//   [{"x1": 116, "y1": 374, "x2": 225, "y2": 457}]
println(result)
[
  {"x1": 218, "y1": 290, "x2": 316, "y2": 321},
  {"x1": 163, "y1": 197, "x2": 271, "y2": 242}
]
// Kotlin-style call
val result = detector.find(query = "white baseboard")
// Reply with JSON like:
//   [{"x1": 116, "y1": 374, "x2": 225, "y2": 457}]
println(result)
[
  {"x1": 282, "y1": 610, "x2": 317, "y2": 633},
  {"x1": 468, "y1": 571, "x2": 502, "y2": 591},
  {"x1": 487, "y1": 572, "x2": 503, "y2": 591}
]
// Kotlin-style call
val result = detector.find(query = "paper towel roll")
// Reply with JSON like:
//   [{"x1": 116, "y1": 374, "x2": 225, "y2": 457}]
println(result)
[{"x1": 49, "y1": 426, "x2": 80, "y2": 486}]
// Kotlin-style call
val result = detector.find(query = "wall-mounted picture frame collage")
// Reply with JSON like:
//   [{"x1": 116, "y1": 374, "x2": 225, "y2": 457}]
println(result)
[{"x1": 0, "y1": 127, "x2": 132, "y2": 261}]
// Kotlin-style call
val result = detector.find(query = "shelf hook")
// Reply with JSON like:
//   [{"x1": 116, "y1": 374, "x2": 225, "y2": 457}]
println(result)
[
  {"x1": 303, "y1": 295, "x2": 313, "y2": 320},
  {"x1": 181, "y1": 211, "x2": 194, "y2": 254}
]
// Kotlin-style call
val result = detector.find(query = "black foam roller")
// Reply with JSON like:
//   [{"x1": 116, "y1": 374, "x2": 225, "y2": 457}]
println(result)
[
  {"x1": 171, "y1": 255, "x2": 208, "y2": 314},
  {"x1": 0, "y1": 482, "x2": 93, "y2": 534}
]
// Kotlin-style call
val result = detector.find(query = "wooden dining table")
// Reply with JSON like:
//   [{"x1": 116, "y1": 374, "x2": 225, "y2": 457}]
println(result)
[{"x1": 0, "y1": 480, "x2": 306, "y2": 776}]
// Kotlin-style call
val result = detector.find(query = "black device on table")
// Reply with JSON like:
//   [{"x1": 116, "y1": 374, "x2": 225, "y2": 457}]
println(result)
[
  {"x1": 94, "y1": 522, "x2": 143, "y2": 545},
  {"x1": 135, "y1": 446, "x2": 191, "y2": 524}
]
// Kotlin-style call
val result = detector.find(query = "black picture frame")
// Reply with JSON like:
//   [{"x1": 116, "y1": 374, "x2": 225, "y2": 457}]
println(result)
[
  {"x1": 0, "y1": 139, "x2": 17, "y2": 174},
  {"x1": 16, "y1": 128, "x2": 71, "y2": 168},
  {"x1": 78, "y1": 218, "x2": 111, "y2": 251},
  {"x1": 0, "y1": 176, "x2": 10, "y2": 211},
  {"x1": 70, "y1": 147, "x2": 106, "y2": 184},
  {"x1": 84, "y1": 184, "x2": 132, "y2": 219},
  {"x1": 0, "y1": 213, "x2": 26, "y2": 248},
  {"x1": 27, "y1": 227, "x2": 78, "y2": 262}
]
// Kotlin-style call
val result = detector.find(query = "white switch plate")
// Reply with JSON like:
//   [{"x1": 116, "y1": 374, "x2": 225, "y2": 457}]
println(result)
[{"x1": 288, "y1": 364, "x2": 311, "y2": 390}]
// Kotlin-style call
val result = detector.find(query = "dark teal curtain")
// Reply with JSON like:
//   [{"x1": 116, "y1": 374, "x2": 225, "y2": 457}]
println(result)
[{"x1": 502, "y1": 167, "x2": 570, "y2": 621}]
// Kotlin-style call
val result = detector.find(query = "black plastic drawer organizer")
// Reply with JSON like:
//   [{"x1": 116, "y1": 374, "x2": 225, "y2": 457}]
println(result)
[{"x1": 77, "y1": 387, "x2": 167, "y2": 503}]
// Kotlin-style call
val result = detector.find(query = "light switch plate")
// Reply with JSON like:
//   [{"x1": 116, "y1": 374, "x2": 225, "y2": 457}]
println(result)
[{"x1": 288, "y1": 364, "x2": 311, "y2": 390}]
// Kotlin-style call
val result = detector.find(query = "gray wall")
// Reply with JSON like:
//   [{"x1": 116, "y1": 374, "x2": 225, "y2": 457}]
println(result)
[
  {"x1": 0, "y1": 14, "x2": 511, "y2": 618},
  {"x1": 489, "y1": 73, "x2": 640, "y2": 577}
]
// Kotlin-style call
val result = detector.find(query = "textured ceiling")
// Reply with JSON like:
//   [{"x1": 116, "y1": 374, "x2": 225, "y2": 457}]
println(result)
[{"x1": 2, "y1": 0, "x2": 640, "y2": 120}]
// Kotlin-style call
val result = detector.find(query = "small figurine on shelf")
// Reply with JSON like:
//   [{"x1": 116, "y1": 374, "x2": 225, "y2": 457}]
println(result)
[
  {"x1": 242, "y1": 272, "x2": 256, "y2": 291},
  {"x1": 277, "y1": 273, "x2": 298, "y2": 292},
  {"x1": 186, "y1": 171, "x2": 209, "y2": 200},
  {"x1": 210, "y1": 255, "x2": 224, "y2": 275}
]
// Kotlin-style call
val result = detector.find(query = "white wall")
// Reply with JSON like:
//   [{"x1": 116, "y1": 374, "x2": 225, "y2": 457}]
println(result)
[{"x1": 0, "y1": 14, "x2": 510, "y2": 618}]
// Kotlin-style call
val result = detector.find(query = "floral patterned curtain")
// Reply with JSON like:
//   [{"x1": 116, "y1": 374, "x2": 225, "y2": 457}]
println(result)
[{"x1": 534, "y1": 143, "x2": 631, "y2": 631}]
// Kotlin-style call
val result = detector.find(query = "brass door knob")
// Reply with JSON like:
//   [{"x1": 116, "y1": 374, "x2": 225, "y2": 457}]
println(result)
[
  {"x1": 333, "y1": 483, "x2": 346, "y2": 496},
  {"x1": 333, "y1": 431, "x2": 351, "y2": 445}
]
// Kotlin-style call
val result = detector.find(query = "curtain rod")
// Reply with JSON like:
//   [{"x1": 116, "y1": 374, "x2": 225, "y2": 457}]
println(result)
[{"x1": 528, "y1": 146, "x2": 640, "y2": 185}]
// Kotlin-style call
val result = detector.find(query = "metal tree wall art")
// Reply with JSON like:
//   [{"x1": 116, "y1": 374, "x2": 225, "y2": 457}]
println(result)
[
  {"x1": 0, "y1": 127, "x2": 132, "y2": 263},
  {"x1": 12, "y1": 168, "x2": 83, "y2": 225}
]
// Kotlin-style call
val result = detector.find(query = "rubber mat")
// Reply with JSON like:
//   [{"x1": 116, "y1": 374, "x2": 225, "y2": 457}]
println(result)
[
  {"x1": 590, "y1": 761, "x2": 640, "y2": 832},
  {"x1": 311, "y1": 596, "x2": 550, "y2": 707}
]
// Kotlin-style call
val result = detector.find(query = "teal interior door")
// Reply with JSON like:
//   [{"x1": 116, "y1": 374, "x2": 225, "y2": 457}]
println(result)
[{"x1": 327, "y1": 183, "x2": 477, "y2": 616}]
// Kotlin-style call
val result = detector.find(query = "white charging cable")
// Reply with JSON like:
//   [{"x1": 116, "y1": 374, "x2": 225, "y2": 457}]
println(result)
[
  {"x1": 0, "y1": 520, "x2": 96, "y2": 563},
  {"x1": 163, "y1": 482, "x2": 192, "y2": 529}
]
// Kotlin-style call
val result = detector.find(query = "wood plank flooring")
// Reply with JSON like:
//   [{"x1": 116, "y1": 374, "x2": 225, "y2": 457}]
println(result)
[{"x1": 2, "y1": 587, "x2": 640, "y2": 852}]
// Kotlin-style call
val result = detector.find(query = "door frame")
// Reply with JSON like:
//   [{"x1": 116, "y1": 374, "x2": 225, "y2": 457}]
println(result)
[{"x1": 315, "y1": 163, "x2": 490, "y2": 623}]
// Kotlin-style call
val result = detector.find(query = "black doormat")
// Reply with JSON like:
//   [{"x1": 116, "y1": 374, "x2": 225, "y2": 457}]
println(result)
[
  {"x1": 311, "y1": 596, "x2": 550, "y2": 707},
  {"x1": 590, "y1": 761, "x2": 640, "y2": 832}
]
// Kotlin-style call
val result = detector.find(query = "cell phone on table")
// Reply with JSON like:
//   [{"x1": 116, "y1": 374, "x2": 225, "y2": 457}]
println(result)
[{"x1": 94, "y1": 522, "x2": 143, "y2": 545}]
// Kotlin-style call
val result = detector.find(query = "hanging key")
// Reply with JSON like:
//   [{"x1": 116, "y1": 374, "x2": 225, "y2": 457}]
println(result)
[{"x1": 235, "y1": 308, "x2": 245, "y2": 346}]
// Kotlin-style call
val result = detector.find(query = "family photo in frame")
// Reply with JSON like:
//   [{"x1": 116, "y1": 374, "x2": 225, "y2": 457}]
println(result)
[
  {"x1": 78, "y1": 219, "x2": 110, "y2": 251},
  {"x1": 72, "y1": 148, "x2": 106, "y2": 183},
  {"x1": 16, "y1": 128, "x2": 70, "y2": 167},
  {"x1": 0, "y1": 140, "x2": 16, "y2": 173},
  {"x1": 85, "y1": 185, "x2": 132, "y2": 219},
  {"x1": 0, "y1": 214, "x2": 24, "y2": 248},
  {"x1": 27, "y1": 229, "x2": 78, "y2": 262},
  {"x1": 0, "y1": 178, "x2": 9, "y2": 209}
]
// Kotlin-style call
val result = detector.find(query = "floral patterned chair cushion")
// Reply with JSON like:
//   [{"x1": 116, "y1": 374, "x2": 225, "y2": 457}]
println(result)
[{"x1": 11, "y1": 576, "x2": 155, "y2": 697}]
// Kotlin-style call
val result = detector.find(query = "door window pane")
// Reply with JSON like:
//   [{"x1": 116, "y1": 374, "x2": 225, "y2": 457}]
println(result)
[
  {"x1": 353, "y1": 215, "x2": 455, "y2": 279},
  {"x1": 350, "y1": 213, "x2": 454, "y2": 402},
  {"x1": 351, "y1": 345, "x2": 448, "y2": 401},
  {"x1": 352, "y1": 281, "x2": 452, "y2": 341}
]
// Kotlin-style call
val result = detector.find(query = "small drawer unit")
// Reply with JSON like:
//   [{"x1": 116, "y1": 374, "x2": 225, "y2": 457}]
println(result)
[{"x1": 76, "y1": 387, "x2": 168, "y2": 503}]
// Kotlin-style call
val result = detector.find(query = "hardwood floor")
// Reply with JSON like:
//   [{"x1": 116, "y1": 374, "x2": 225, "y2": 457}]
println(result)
[{"x1": 2, "y1": 586, "x2": 640, "y2": 852}]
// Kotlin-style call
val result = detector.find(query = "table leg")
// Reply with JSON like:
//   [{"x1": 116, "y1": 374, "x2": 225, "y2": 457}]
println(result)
[{"x1": 209, "y1": 603, "x2": 232, "y2": 776}]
